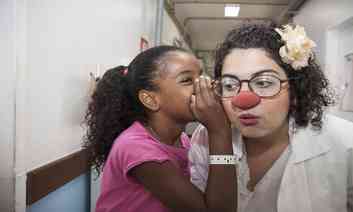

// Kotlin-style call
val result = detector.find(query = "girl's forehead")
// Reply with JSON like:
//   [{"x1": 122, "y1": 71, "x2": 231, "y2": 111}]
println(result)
[
  {"x1": 163, "y1": 52, "x2": 200, "y2": 69},
  {"x1": 164, "y1": 51, "x2": 198, "y2": 63},
  {"x1": 158, "y1": 52, "x2": 201, "y2": 74},
  {"x1": 222, "y1": 48, "x2": 286, "y2": 78}
]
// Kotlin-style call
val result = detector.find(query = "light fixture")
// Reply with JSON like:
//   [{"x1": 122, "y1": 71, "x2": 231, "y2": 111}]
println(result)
[{"x1": 224, "y1": 4, "x2": 240, "y2": 17}]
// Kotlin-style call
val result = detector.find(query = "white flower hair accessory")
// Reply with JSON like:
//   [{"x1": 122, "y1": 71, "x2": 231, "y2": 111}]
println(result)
[{"x1": 275, "y1": 24, "x2": 316, "y2": 70}]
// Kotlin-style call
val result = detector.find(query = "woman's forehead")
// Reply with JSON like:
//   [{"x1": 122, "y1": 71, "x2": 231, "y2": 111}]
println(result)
[{"x1": 222, "y1": 48, "x2": 286, "y2": 78}]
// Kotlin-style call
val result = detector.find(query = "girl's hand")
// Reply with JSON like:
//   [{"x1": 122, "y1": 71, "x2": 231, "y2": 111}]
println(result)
[{"x1": 190, "y1": 75, "x2": 230, "y2": 134}]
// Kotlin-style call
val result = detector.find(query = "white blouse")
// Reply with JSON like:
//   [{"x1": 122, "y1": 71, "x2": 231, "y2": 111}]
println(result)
[{"x1": 189, "y1": 114, "x2": 353, "y2": 212}]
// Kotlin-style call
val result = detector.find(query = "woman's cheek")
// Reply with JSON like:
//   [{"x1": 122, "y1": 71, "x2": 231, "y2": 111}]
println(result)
[{"x1": 261, "y1": 94, "x2": 290, "y2": 126}]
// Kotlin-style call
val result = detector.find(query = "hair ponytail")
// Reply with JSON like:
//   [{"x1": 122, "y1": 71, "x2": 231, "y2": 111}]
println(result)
[{"x1": 83, "y1": 66, "x2": 139, "y2": 174}]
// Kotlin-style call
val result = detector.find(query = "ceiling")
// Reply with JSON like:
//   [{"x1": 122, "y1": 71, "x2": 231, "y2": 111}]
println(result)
[{"x1": 166, "y1": 0, "x2": 308, "y2": 51}]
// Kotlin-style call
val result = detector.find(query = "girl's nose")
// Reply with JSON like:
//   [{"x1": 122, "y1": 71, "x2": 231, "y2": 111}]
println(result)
[{"x1": 231, "y1": 91, "x2": 261, "y2": 110}]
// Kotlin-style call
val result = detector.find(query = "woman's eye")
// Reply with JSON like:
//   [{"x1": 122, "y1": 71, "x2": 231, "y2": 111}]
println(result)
[
  {"x1": 221, "y1": 78, "x2": 239, "y2": 90},
  {"x1": 254, "y1": 80, "x2": 273, "y2": 88},
  {"x1": 223, "y1": 83, "x2": 238, "y2": 90}
]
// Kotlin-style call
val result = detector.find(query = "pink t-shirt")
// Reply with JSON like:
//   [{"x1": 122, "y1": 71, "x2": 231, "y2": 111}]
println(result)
[{"x1": 95, "y1": 121, "x2": 191, "y2": 212}]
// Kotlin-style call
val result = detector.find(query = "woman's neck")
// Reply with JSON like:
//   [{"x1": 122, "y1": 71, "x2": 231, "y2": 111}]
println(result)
[{"x1": 244, "y1": 122, "x2": 290, "y2": 158}]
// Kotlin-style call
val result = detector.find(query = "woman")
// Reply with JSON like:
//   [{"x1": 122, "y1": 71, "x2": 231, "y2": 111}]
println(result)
[{"x1": 189, "y1": 24, "x2": 353, "y2": 212}]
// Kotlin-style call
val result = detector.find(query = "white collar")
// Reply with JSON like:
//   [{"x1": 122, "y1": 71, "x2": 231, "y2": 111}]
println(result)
[{"x1": 232, "y1": 118, "x2": 331, "y2": 164}]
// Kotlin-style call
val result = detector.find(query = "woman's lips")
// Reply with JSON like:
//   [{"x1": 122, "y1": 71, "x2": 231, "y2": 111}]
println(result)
[{"x1": 238, "y1": 114, "x2": 259, "y2": 126}]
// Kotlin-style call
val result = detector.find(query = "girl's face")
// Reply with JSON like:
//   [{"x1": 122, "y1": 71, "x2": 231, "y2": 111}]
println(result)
[
  {"x1": 154, "y1": 51, "x2": 202, "y2": 124},
  {"x1": 221, "y1": 48, "x2": 290, "y2": 139}
]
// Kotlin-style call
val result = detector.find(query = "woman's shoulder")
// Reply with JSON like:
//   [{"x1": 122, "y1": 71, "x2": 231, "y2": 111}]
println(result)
[
  {"x1": 294, "y1": 114, "x2": 353, "y2": 154},
  {"x1": 290, "y1": 115, "x2": 353, "y2": 166},
  {"x1": 322, "y1": 114, "x2": 353, "y2": 149}
]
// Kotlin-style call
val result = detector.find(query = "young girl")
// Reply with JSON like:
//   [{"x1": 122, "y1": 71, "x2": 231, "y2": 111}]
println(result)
[
  {"x1": 83, "y1": 45, "x2": 237, "y2": 212},
  {"x1": 189, "y1": 24, "x2": 353, "y2": 212}
]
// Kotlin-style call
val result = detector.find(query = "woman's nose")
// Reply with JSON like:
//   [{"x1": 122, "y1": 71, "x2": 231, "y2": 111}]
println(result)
[{"x1": 231, "y1": 91, "x2": 261, "y2": 110}]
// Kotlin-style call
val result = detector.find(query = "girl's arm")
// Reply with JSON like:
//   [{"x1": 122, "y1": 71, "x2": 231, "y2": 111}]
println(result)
[{"x1": 131, "y1": 76, "x2": 237, "y2": 212}]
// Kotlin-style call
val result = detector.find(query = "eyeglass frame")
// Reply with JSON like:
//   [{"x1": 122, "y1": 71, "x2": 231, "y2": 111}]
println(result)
[{"x1": 212, "y1": 74, "x2": 298, "y2": 98}]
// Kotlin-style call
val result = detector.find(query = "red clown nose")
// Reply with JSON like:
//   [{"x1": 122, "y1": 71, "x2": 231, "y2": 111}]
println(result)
[{"x1": 231, "y1": 91, "x2": 261, "y2": 110}]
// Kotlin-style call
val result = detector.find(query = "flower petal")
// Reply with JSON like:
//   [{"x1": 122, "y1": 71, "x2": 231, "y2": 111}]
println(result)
[{"x1": 275, "y1": 24, "x2": 315, "y2": 71}]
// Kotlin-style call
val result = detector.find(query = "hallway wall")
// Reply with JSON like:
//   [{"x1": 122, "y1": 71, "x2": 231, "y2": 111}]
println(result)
[
  {"x1": 0, "y1": 1, "x2": 159, "y2": 212},
  {"x1": 27, "y1": 174, "x2": 90, "y2": 212},
  {"x1": 0, "y1": 0, "x2": 16, "y2": 211},
  {"x1": 294, "y1": 0, "x2": 353, "y2": 122},
  {"x1": 162, "y1": 10, "x2": 190, "y2": 49},
  {"x1": 293, "y1": 0, "x2": 353, "y2": 64}
]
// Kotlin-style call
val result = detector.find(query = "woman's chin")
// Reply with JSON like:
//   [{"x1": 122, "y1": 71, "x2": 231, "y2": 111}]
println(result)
[{"x1": 239, "y1": 127, "x2": 268, "y2": 139}]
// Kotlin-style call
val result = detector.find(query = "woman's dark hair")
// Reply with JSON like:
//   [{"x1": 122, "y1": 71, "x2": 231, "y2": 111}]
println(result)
[
  {"x1": 215, "y1": 24, "x2": 335, "y2": 130},
  {"x1": 83, "y1": 45, "x2": 188, "y2": 174}
]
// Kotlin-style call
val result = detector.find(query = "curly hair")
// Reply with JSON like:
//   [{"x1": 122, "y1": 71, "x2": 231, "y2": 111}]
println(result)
[
  {"x1": 214, "y1": 24, "x2": 335, "y2": 130},
  {"x1": 83, "y1": 45, "x2": 187, "y2": 175}
]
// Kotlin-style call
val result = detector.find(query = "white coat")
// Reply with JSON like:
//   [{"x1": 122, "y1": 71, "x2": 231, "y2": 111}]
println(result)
[{"x1": 189, "y1": 115, "x2": 353, "y2": 212}]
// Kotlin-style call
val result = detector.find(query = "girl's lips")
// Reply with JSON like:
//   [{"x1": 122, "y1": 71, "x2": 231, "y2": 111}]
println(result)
[{"x1": 238, "y1": 114, "x2": 259, "y2": 126}]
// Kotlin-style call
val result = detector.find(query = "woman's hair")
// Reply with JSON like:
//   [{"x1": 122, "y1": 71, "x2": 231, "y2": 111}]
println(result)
[
  {"x1": 83, "y1": 45, "x2": 187, "y2": 174},
  {"x1": 214, "y1": 24, "x2": 335, "y2": 130}
]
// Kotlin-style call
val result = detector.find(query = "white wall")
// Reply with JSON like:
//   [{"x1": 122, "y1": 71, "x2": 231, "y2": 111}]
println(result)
[
  {"x1": 294, "y1": 0, "x2": 353, "y2": 64},
  {"x1": 3, "y1": 0, "x2": 158, "y2": 211},
  {"x1": 294, "y1": 0, "x2": 353, "y2": 122},
  {"x1": 0, "y1": 0, "x2": 16, "y2": 211},
  {"x1": 162, "y1": 10, "x2": 190, "y2": 49}
]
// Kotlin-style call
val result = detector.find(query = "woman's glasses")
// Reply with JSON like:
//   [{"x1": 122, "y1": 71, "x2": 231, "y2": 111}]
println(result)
[{"x1": 213, "y1": 75, "x2": 294, "y2": 98}]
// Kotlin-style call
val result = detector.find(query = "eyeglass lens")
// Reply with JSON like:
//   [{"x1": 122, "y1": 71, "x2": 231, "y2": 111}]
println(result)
[{"x1": 215, "y1": 75, "x2": 283, "y2": 98}]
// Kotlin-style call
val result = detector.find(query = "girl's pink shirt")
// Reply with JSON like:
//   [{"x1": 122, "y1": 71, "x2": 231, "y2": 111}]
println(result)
[{"x1": 95, "y1": 121, "x2": 190, "y2": 212}]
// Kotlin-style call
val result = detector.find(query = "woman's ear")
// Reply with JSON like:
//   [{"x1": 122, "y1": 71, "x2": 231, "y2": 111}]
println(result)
[{"x1": 138, "y1": 90, "x2": 160, "y2": 112}]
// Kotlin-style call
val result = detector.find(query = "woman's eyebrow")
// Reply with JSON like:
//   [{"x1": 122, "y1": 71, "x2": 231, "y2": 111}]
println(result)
[
  {"x1": 221, "y1": 74, "x2": 240, "y2": 80},
  {"x1": 251, "y1": 69, "x2": 280, "y2": 77},
  {"x1": 221, "y1": 70, "x2": 279, "y2": 79}
]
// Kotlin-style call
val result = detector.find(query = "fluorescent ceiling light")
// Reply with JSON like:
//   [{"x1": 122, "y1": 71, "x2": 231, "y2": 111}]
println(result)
[{"x1": 225, "y1": 4, "x2": 240, "y2": 17}]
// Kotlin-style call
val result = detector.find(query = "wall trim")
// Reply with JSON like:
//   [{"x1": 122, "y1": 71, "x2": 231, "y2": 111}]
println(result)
[{"x1": 26, "y1": 149, "x2": 90, "y2": 205}]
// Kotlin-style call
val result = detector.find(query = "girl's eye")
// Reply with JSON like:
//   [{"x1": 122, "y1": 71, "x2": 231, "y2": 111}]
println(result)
[{"x1": 180, "y1": 77, "x2": 193, "y2": 84}]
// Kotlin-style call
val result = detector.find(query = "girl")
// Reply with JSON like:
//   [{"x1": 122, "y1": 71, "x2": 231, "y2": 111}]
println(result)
[
  {"x1": 189, "y1": 24, "x2": 353, "y2": 212},
  {"x1": 83, "y1": 45, "x2": 237, "y2": 212}
]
